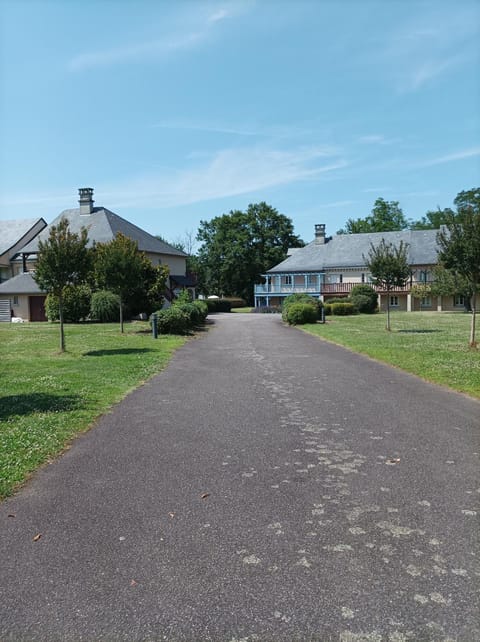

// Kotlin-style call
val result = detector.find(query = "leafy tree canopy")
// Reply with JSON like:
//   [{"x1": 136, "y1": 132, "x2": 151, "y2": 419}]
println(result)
[
  {"x1": 363, "y1": 239, "x2": 410, "y2": 331},
  {"x1": 196, "y1": 202, "x2": 303, "y2": 304},
  {"x1": 436, "y1": 187, "x2": 480, "y2": 347},
  {"x1": 94, "y1": 233, "x2": 146, "y2": 332},
  {"x1": 338, "y1": 198, "x2": 409, "y2": 234},
  {"x1": 410, "y1": 208, "x2": 452, "y2": 230},
  {"x1": 34, "y1": 217, "x2": 91, "y2": 351}
]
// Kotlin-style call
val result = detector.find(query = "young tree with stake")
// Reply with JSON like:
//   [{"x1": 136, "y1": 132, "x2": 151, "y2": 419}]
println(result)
[
  {"x1": 34, "y1": 217, "x2": 91, "y2": 352},
  {"x1": 364, "y1": 239, "x2": 410, "y2": 331}
]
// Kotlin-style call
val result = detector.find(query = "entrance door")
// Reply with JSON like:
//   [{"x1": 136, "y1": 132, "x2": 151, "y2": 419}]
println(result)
[{"x1": 29, "y1": 296, "x2": 47, "y2": 321}]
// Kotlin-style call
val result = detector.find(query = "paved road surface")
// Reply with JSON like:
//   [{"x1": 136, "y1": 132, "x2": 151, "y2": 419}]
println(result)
[{"x1": 1, "y1": 313, "x2": 479, "y2": 641}]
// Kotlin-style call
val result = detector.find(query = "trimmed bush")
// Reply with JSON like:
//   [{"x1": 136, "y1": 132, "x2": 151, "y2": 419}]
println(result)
[
  {"x1": 323, "y1": 303, "x2": 332, "y2": 316},
  {"x1": 90, "y1": 290, "x2": 120, "y2": 322},
  {"x1": 193, "y1": 299, "x2": 208, "y2": 322},
  {"x1": 325, "y1": 297, "x2": 352, "y2": 305},
  {"x1": 286, "y1": 303, "x2": 318, "y2": 325},
  {"x1": 174, "y1": 302, "x2": 203, "y2": 327},
  {"x1": 45, "y1": 284, "x2": 91, "y2": 323},
  {"x1": 206, "y1": 299, "x2": 232, "y2": 313},
  {"x1": 222, "y1": 297, "x2": 247, "y2": 308},
  {"x1": 282, "y1": 293, "x2": 322, "y2": 322},
  {"x1": 153, "y1": 307, "x2": 191, "y2": 335},
  {"x1": 253, "y1": 305, "x2": 281, "y2": 314},
  {"x1": 330, "y1": 302, "x2": 355, "y2": 316},
  {"x1": 350, "y1": 285, "x2": 378, "y2": 313}
]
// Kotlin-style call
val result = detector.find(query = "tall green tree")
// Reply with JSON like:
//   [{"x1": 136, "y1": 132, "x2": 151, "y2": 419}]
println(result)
[
  {"x1": 436, "y1": 188, "x2": 480, "y2": 347},
  {"x1": 94, "y1": 233, "x2": 145, "y2": 333},
  {"x1": 34, "y1": 217, "x2": 91, "y2": 352},
  {"x1": 338, "y1": 198, "x2": 409, "y2": 234},
  {"x1": 364, "y1": 239, "x2": 410, "y2": 331},
  {"x1": 196, "y1": 203, "x2": 303, "y2": 304},
  {"x1": 410, "y1": 208, "x2": 452, "y2": 230}
]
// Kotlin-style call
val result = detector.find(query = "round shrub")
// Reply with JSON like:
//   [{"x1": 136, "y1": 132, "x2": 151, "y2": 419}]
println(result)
[
  {"x1": 282, "y1": 293, "x2": 322, "y2": 322},
  {"x1": 286, "y1": 303, "x2": 318, "y2": 325},
  {"x1": 90, "y1": 290, "x2": 120, "y2": 322},
  {"x1": 45, "y1": 284, "x2": 91, "y2": 322},
  {"x1": 174, "y1": 302, "x2": 202, "y2": 327},
  {"x1": 330, "y1": 302, "x2": 355, "y2": 316},
  {"x1": 153, "y1": 307, "x2": 190, "y2": 334},
  {"x1": 350, "y1": 285, "x2": 378, "y2": 313}
]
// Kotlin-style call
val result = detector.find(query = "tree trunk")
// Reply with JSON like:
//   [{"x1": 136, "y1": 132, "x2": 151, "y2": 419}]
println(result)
[
  {"x1": 386, "y1": 290, "x2": 391, "y2": 331},
  {"x1": 119, "y1": 297, "x2": 124, "y2": 334},
  {"x1": 59, "y1": 294, "x2": 66, "y2": 352},
  {"x1": 470, "y1": 291, "x2": 477, "y2": 348}
]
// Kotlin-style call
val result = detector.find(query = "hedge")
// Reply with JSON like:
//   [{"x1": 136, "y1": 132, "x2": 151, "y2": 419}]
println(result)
[{"x1": 286, "y1": 303, "x2": 318, "y2": 325}]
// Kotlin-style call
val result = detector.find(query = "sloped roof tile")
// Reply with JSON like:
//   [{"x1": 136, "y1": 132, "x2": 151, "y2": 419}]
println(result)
[{"x1": 267, "y1": 229, "x2": 440, "y2": 273}]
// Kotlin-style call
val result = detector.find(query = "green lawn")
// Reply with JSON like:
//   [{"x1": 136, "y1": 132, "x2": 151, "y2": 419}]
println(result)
[
  {"x1": 0, "y1": 322, "x2": 187, "y2": 498},
  {"x1": 301, "y1": 311, "x2": 480, "y2": 399}
]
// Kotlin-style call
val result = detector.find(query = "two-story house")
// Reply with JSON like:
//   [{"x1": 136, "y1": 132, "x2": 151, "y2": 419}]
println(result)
[
  {"x1": 0, "y1": 188, "x2": 195, "y2": 321},
  {"x1": 254, "y1": 224, "x2": 465, "y2": 312}
]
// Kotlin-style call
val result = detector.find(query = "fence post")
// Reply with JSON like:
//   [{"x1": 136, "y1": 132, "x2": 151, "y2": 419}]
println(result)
[{"x1": 151, "y1": 313, "x2": 158, "y2": 339}]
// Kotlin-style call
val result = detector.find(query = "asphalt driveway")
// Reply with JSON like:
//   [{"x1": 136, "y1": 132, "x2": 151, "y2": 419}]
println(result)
[{"x1": 0, "y1": 313, "x2": 478, "y2": 641}]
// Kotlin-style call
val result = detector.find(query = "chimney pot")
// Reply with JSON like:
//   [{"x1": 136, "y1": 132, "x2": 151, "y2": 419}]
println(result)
[
  {"x1": 315, "y1": 223, "x2": 326, "y2": 244},
  {"x1": 78, "y1": 187, "x2": 94, "y2": 215}
]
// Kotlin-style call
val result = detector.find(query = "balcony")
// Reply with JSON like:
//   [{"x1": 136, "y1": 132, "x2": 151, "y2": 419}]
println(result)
[{"x1": 254, "y1": 280, "x2": 428, "y2": 296}]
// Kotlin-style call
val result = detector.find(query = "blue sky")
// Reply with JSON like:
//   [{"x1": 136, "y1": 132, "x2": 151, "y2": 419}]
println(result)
[{"x1": 1, "y1": 0, "x2": 479, "y2": 248}]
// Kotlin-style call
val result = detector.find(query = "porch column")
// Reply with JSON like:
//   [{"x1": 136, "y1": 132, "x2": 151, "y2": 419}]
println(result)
[
  {"x1": 437, "y1": 295, "x2": 443, "y2": 312},
  {"x1": 304, "y1": 275, "x2": 308, "y2": 290},
  {"x1": 407, "y1": 293, "x2": 412, "y2": 312}
]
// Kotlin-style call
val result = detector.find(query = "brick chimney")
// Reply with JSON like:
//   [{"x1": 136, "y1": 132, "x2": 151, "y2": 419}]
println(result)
[
  {"x1": 315, "y1": 223, "x2": 326, "y2": 244},
  {"x1": 78, "y1": 187, "x2": 94, "y2": 215}
]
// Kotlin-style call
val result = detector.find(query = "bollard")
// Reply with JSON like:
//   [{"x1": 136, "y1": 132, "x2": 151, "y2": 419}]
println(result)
[{"x1": 151, "y1": 313, "x2": 158, "y2": 339}]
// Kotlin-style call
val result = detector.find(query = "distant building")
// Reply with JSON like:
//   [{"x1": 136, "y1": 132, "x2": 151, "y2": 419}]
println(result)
[
  {"x1": 254, "y1": 224, "x2": 465, "y2": 312},
  {"x1": 0, "y1": 188, "x2": 196, "y2": 321}
]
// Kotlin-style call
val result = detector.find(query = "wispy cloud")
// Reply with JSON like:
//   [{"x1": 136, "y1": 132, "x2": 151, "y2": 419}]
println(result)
[
  {"x1": 68, "y1": 3, "x2": 244, "y2": 71},
  {"x1": 419, "y1": 147, "x2": 480, "y2": 167},
  {"x1": 152, "y1": 120, "x2": 259, "y2": 137},
  {"x1": 357, "y1": 135, "x2": 401, "y2": 146},
  {"x1": 317, "y1": 200, "x2": 355, "y2": 209},
  {"x1": 152, "y1": 118, "x2": 322, "y2": 141},
  {"x1": 69, "y1": 32, "x2": 205, "y2": 71},
  {"x1": 97, "y1": 145, "x2": 348, "y2": 209},
  {"x1": 0, "y1": 144, "x2": 347, "y2": 216},
  {"x1": 382, "y1": 7, "x2": 479, "y2": 92}
]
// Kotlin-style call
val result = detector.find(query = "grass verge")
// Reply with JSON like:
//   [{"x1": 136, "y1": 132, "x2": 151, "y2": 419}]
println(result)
[
  {"x1": 301, "y1": 311, "x2": 479, "y2": 399},
  {"x1": 0, "y1": 322, "x2": 187, "y2": 499}
]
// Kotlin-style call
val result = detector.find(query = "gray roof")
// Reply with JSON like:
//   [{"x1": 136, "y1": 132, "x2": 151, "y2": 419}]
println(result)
[
  {"x1": 267, "y1": 229, "x2": 440, "y2": 273},
  {"x1": 20, "y1": 208, "x2": 187, "y2": 257},
  {"x1": 0, "y1": 271, "x2": 43, "y2": 294},
  {"x1": 0, "y1": 218, "x2": 46, "y2": 257}
]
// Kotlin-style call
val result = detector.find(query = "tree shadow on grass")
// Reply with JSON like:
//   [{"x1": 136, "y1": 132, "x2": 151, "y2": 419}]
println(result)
[
  {"x1": 83, "y1": 348, "x2": 156, "y2": 357},
  {"x1": 0, "y1": 393, "x2": 82, "y2": 420},
  {"x1": 397, "y1": 329, "x2": 442, "y2": 334}
]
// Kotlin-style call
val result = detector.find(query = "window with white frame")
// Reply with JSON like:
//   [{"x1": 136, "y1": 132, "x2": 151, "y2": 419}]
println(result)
[
  {"x1": 307, "y1": 274, "x2": 316, "y2": 285},
  {"x1": 454, "y1": 294, "x2": 465, "y2": 307},
  {"x1": 390, "y1": 295, "x2": 399, "y2": 307},
  {"x1": 420, "y1": 296, "x2": 431, "y2": 307},
  {"x1": 285, "y1": 275, "x2": 292, "y2": 286},
  {"x1": 13, "y1": 295, "x2": 19, "y2": 306}
]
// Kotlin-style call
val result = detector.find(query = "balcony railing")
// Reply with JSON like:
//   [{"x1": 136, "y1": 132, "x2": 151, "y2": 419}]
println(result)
[{"x1": 255, "y1": 281, "x2": 431, "y2": 296}]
